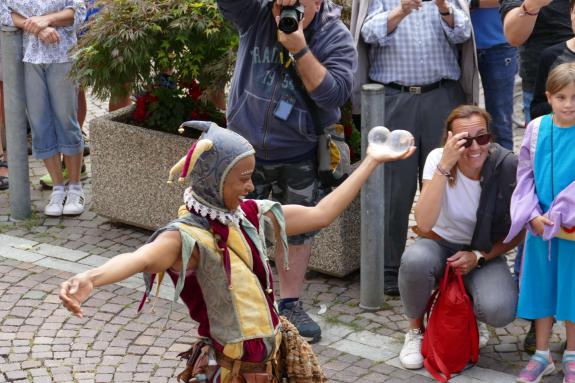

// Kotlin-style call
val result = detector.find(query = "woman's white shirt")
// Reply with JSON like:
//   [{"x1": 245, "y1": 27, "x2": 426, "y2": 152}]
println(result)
[{"x1": 421, "y1": 148, "x2": 481, "y2": 245}]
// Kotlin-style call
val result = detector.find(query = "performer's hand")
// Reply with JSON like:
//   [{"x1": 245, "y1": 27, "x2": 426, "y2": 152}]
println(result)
[
  {"x1": 400, "y1": 0, "x2": 422, "y2": 14},
  {"x1": 59, "y1": 273, "x2": 94, "y2": 318},
  {"x1": 529, "y1": 214, "x2": 554, "y2": 236},
  {"x1": 447, "y1": 251, "x2": 477, "y2": 275},
  {"x1": 366, "y1": 142, "x2": 416, "y2": 164}
]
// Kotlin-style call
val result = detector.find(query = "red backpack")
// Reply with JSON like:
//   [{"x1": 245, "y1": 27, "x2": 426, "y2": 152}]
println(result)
[{"x1": 421, "y1": 263, "x2": 479, "y2": 382}]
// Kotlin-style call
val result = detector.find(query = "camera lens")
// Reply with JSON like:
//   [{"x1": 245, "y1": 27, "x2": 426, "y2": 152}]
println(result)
[{"x1": 279, "y1": 8, "x2": 299, "y2": 34}]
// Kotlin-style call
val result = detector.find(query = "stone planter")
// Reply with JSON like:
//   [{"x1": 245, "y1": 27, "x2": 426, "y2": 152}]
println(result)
[
  {"x1": 90, "y1": 107, "x2": 194, "y2": 230},
  {"x1": 90, "y1": 108, "x2": 360, "y2": 276}
]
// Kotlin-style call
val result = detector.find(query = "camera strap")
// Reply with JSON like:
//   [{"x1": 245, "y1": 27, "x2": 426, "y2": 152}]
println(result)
[{"x1": 282, "y1": 46, "x2": 324, "y2": 137}]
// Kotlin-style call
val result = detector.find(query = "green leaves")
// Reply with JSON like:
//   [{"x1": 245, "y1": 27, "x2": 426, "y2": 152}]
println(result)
[{"x1": 71, "y1": 0, "x2": 237, "y2": 103}]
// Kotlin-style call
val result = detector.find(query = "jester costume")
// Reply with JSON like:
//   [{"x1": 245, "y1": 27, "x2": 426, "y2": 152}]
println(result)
[{"x1": 138, "y1": 122, "x2": 325, "y2": 383}]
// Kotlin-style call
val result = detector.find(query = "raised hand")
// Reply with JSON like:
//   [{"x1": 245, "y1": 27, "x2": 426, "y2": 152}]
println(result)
[
  {"x1": 59, "y1": 273, "x2": 94, "y2": 318},
  {"x1": 439, "y1": 131, "x2": 468, "y2": 171}
]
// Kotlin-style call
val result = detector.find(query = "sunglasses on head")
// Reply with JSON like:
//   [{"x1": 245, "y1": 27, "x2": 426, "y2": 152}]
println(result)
[{"x1": 462, "y1": 133, "x2": 491, "y2": 148}]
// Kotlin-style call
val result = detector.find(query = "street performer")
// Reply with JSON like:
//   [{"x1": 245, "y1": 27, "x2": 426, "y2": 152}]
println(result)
[{"x1": 59, "y1": 121, "x2": 414, "y2": 382}]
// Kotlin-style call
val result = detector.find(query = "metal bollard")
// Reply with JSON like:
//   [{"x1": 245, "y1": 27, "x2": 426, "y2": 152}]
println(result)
[
  {"x1": 1, "y1": 26, "x2": 31, "y2": 220},
  {"x1": 359, "y1": 84, "x2": 386, "y2": 310}
]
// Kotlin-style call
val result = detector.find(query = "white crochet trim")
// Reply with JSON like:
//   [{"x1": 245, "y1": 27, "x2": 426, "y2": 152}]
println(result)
[{"x1": 184, "y1": 188, "x2": 244, "y2": 225}]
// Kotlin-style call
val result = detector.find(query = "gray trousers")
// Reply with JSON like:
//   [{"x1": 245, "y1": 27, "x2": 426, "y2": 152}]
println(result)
[
  {"x1": 398, "y1": 238, "x2": 518, "y2": 328},
  {"x1": 383, "y1": 81, "x2": 466, "y2": 276}
]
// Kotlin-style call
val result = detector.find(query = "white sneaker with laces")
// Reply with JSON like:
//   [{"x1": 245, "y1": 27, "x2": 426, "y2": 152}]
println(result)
[
  {"x1": 63, "y1": 188, "x2": 85, "y2": 215},
  {"x1": 400, "y1": 328, "x2": 424, "y2": 369},
  {"x1": 44, "y1": 190, "x2": 66, "y2": 217},
  {"x1": 478, "y1": 321, "x2": 490, "y2": 349}
]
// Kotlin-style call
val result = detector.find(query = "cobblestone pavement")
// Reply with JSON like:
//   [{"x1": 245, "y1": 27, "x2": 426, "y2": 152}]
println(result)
[{"x1": 0, "y1": 88, "x2": 567, "y2": 382}]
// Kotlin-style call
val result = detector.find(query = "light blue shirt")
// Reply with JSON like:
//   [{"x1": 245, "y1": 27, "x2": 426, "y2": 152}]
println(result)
[
  {"x1": 0, "y1": 0, "x2": 86, "y2": 64},
  {"x1": 361, "y1": 0, "x2": 471, "y2": 86}
]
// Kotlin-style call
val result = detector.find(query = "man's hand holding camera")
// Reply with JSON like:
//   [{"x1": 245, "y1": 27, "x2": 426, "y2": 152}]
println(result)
[{"x1": 275, "y1": 0, "x2": 307, "y2": 55}]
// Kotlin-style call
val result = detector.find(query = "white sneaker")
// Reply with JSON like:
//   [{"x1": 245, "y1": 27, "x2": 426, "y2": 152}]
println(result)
[
  {"x1": 478, "y1": 321, "x2": 490, "y2": 349},
  {"x1": 44, "y1": 190, "x2": 66, "y2": 216},
  {"x1": 400, "y1": 328, "x2": 424, "y2": 369},
  {"x1": 63, "y1": 188, "x2": 85, "y2": 216}
]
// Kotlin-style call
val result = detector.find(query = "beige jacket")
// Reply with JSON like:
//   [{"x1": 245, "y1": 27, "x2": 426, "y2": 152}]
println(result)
[{"x1": 350, "y1": 0, "x2": 479, "y2": 114}]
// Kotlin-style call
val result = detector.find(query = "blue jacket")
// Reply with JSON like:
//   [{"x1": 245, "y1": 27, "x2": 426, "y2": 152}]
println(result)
[{"x1": 218, "y1": 0, "x2": 357, "y2": 161}]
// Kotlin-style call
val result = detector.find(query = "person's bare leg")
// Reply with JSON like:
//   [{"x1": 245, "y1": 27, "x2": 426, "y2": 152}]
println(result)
[
  {"x1": 566, "y1": 321, "x2": 575, "y2": 352},
  {"x1": 44, "y1": 154, "x2": 65, "y2": 186},
  {"x1": 535, "y1": 316, "x2": 554, "y2": 351},
  {"x1": 77, "y1": 88, "x2": 87, "y2": 128},
  {"x1": 108, "y1": 91, "x2": 131, "y2": 112},
  {"x1": 276, "y1": 242, "x2": 312, "y2": 299},
  {"x1": 63, "y1": 153, "x2": 83, "y2": 184}
]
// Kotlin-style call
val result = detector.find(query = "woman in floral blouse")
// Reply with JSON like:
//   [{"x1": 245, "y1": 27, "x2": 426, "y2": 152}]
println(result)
[{"x1": 0, "y1": 0, "x2": 86, "y2": 216}]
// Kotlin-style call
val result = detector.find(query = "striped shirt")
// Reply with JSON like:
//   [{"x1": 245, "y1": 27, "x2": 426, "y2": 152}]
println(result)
[{"x1": 361, "y1": 0, "x2": 471, "y2": 86}]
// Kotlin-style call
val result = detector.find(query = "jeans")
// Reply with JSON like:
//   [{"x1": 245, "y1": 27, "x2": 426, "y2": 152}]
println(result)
[
  {"x1": 399, "y1": 238, "x2": 518, "y2": 327},
  {"x1": 477, "y1": 44, "x2": 518, "y2": 151},
  {"x1": 522, "y1": 89, "x2": 534, "y2": 125},
  {"x1": 24, "y1": 62, "x2": 83, "y2": 160}
]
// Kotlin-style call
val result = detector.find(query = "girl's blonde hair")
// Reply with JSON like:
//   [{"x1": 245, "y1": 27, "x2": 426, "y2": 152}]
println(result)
[
  {"x1": 546, "y1": 62, "x2": 575, "y2": 95},
  {"x1": 440, "y1": 105, "x2": 492, "y2": 186}
]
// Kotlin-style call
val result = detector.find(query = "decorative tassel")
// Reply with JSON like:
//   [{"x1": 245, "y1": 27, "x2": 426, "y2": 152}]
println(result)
[{"x1": 150, "y1": 271, "x2": 165, "y2": 313}]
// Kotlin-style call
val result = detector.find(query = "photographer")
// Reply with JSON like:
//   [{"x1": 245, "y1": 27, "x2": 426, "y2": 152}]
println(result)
[{"x1": 216, "y1": 0, "x2": 357, "y2": 343}]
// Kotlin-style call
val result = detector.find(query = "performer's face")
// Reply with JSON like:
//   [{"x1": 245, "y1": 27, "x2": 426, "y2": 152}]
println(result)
[{"x1": 223, "y1": 155, "x2": 256, "y2": 210}]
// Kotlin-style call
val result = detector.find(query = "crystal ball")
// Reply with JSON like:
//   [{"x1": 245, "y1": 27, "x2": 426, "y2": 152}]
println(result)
[
  {"x1": 387, "y1": 130, "x2": 414, "y2": 152},
  {"x1": 367, "y1": 126, "x2": 390, "y2": 147}
]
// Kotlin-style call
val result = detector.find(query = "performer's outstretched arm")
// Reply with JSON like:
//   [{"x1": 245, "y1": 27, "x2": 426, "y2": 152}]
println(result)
[
  {"x1": 59, "y1": 230, "x2": 184, "y2": 318},
  {"x1": 282, "y1": 144, "x2": 415, "y2": 236}
]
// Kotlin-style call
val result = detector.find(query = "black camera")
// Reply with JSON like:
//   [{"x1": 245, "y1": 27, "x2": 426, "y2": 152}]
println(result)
[{"x1": 278, "y1": 2, "x2": 304, "y2": 34}]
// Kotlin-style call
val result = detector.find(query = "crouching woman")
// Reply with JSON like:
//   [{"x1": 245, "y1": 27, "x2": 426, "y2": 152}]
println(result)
[
  {"x1": 397, "y1": 105, "x2": 523, "y2": 370},
  {"x1": 59, "y1": 121, "x2": 415, "y2": 382}
]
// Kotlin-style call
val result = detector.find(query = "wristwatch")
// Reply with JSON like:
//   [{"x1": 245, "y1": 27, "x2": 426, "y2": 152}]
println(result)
[{"x1": 473, "y1": 250, "x2": 486, "y2": 268}]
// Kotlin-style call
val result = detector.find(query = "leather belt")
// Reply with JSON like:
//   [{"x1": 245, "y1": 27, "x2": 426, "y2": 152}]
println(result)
[
  {"x1": 215, "y1": 350, "x2": 274, "y2": 374},
  {"x1": 384, "y1": 79, "x2": 450, "y2": 94}
]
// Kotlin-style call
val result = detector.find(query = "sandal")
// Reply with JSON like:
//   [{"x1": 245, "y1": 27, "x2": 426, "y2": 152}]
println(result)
[{"x1": 0, "y1": 159, "x2": 7, "y2": 169}]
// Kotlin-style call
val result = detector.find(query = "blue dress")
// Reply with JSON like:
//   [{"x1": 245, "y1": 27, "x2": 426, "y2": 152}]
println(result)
[{"x1": 517, "y1": 114, "x2": 575, "y2": 321}]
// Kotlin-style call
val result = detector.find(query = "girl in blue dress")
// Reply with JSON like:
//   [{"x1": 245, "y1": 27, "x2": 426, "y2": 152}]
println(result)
[{"x1": 506, "y1": 62, "x2": 575, "y2": 383}]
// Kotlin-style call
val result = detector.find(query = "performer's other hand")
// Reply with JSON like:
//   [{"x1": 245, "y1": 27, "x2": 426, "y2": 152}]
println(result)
[
  {"x1": 367, "y1": 143, "x2": 416, "y2": 164},
  {"x1": 59, "y1": 273, "x2": 94, "y2": 318}
]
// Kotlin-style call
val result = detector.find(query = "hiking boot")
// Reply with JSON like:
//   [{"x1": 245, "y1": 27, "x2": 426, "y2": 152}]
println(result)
[
  {"x1": 524, "y1": 321, "x2": 536, "y2": 355},
  {"x1": 517, "y1": 353, "x2": 556, "y2": 383},
  {"x1": 400, "y1": 328, "x2": 423, "y2": 369},
  {"x1": 40, "y1": 164, "x2": 88, "y2": 189},
  {"x1": 44, "y1": 190, "x2": 66, "y2": 217},
  {"x1": 63, "y1": 188, "x2": 85, "y2": 216},
  {"x1": 279, "y1": 301, "x2": 321, "y2": 344},
  {"x1": 478, "y1": 321, "x2": 490, "y2": 349}
]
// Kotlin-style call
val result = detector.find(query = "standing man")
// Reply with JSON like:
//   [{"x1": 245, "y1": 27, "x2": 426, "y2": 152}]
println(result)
[
  {"x1": 499, "y1": 0, "x2": 572, "y2": 123},
  {"x1": 471, "y1": 3, "x2": 517, "y2": 150},
  {"x1": 216, "y1": 0, "x2": 357, "y2": 343},
  {"x1": 352, "y1": 0, "x2": 477, "y2": 295}
]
